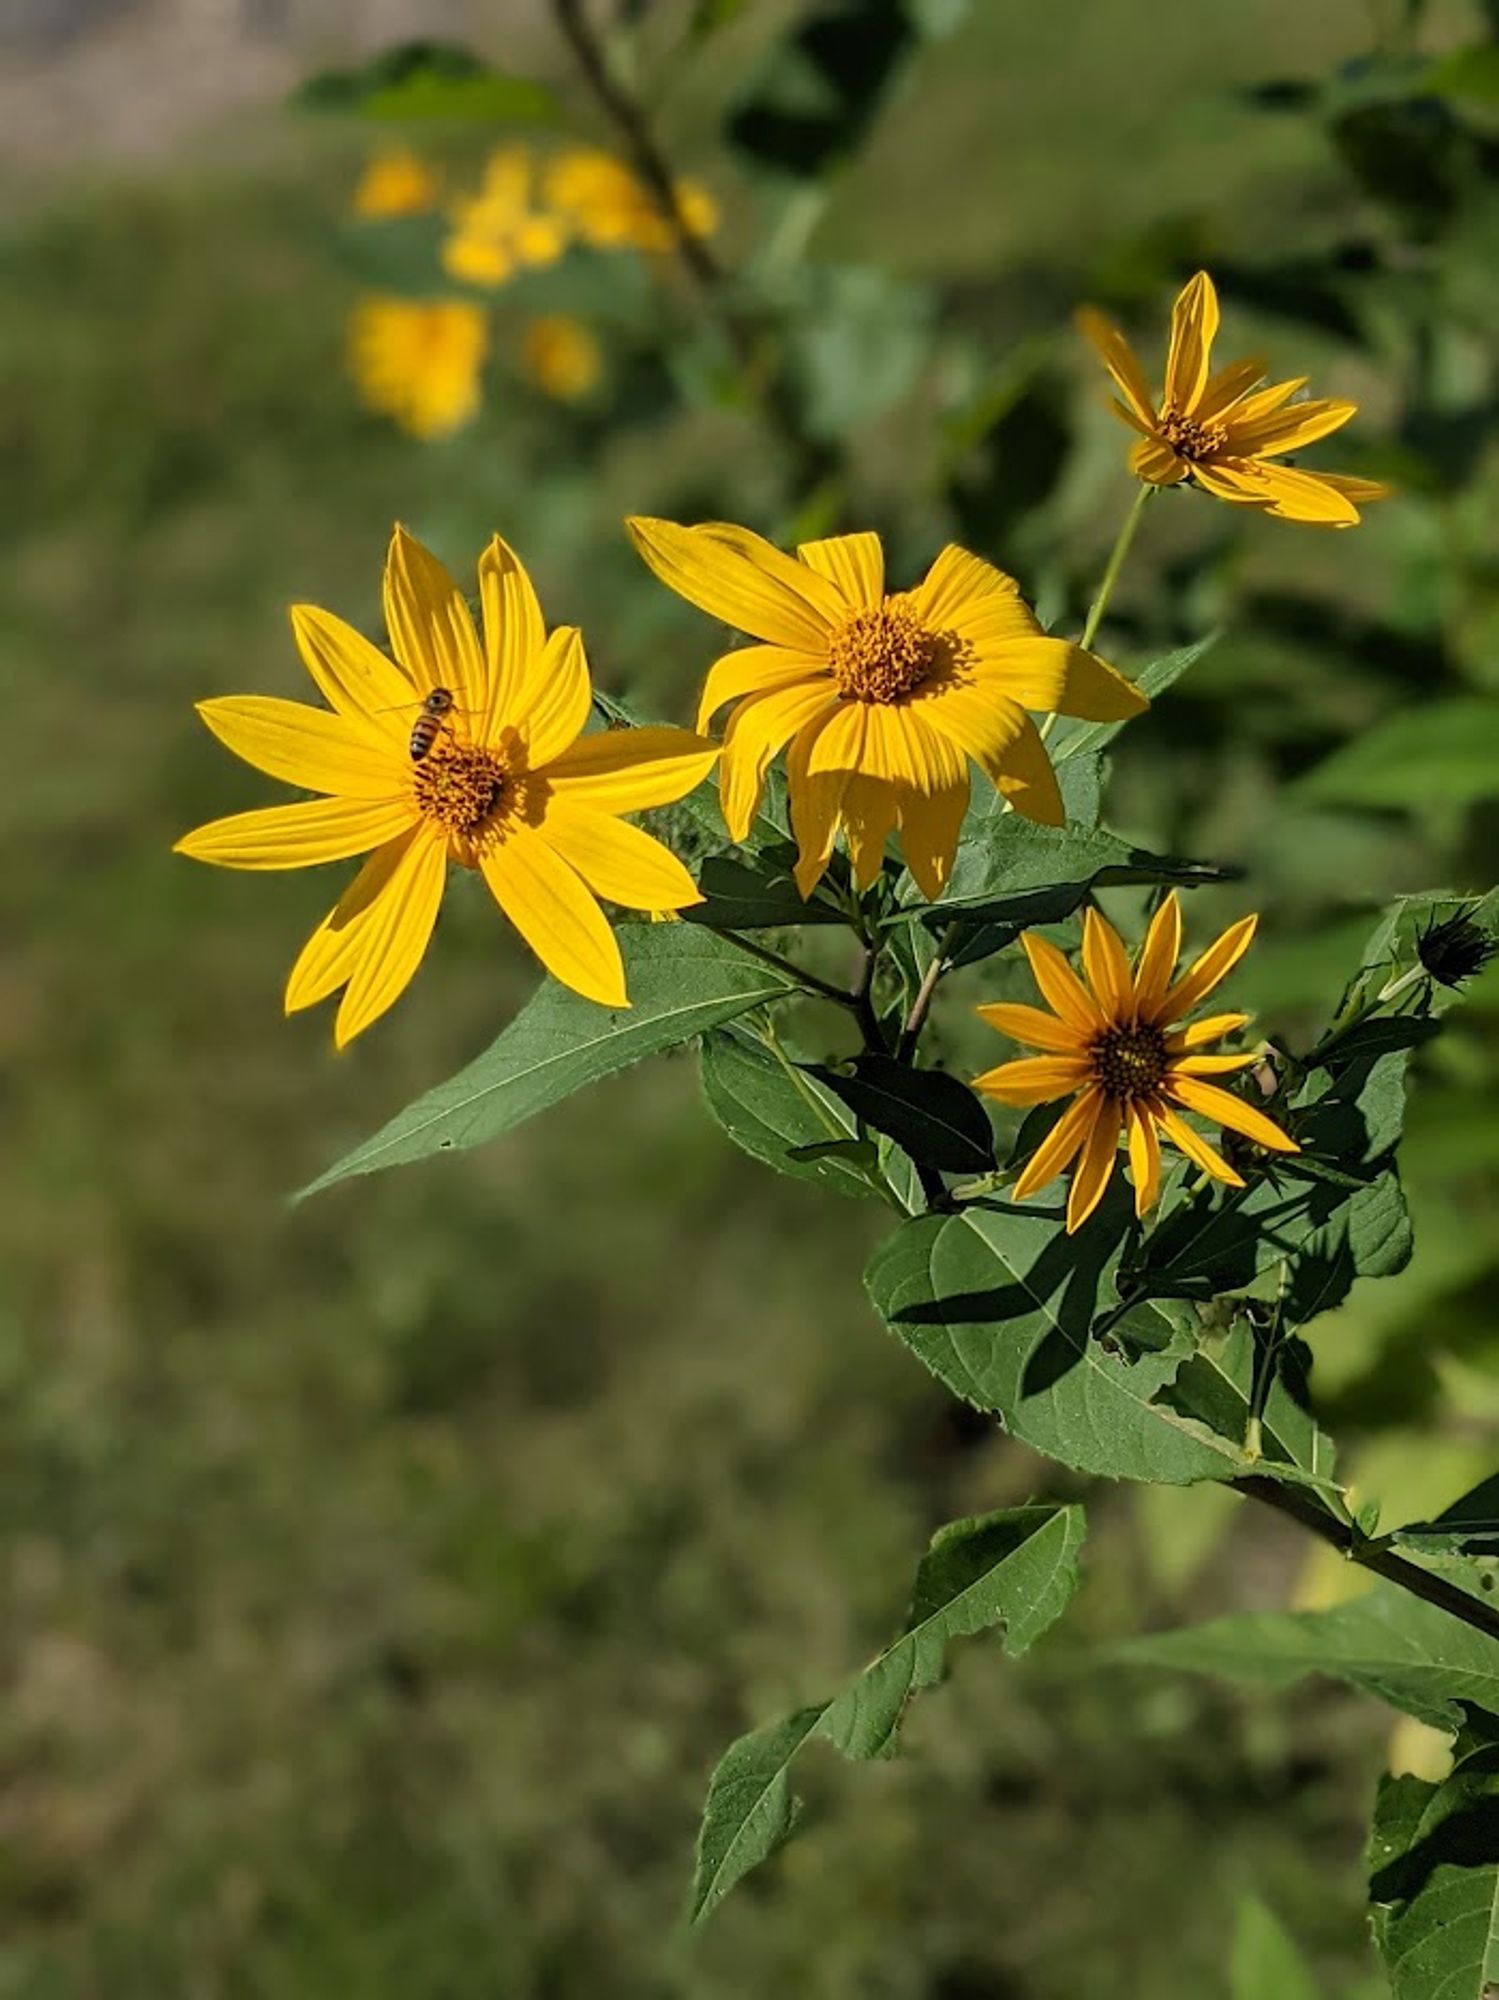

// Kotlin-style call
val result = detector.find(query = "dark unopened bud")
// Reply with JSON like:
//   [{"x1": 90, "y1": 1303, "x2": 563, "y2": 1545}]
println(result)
[{"x1": 1416, "y1": 906, "x2": 1498, "y2": 990}]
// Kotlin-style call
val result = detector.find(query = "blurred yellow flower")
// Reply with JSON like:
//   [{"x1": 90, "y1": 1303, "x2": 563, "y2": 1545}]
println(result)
[
  {"x1": 347, "y1": 296, "x2": 488, "y2": 440},
  {"x1": 352, "y1": 146, "x2": 441, "y2": 219},
  {"x1": 522, "y1": 315, "x2": 603, "y2": 401},
  {"x1": 443, "y1": 147, "x2": 569, "y2": 288},
  {"x1": 975, "y1": 894, "x2": 1296, "y2": 1233},
  {"x1": 1078, "y1": 270, "x2": 1388, "y2": 527},
  {"x1": 176, "y1": 527, "x2": 718, "y2": 1041},
  {"x1": 627, "y1": 518, "x2": 1144, "y2": 901},
  {"x1": 546, "y1": 148, "x2": 716, "y2": 253}
]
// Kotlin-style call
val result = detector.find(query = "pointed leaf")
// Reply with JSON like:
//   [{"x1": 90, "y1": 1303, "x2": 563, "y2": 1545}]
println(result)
[{"x1": 806, "y1": 1053, "x2": 996, "y2": 1174}]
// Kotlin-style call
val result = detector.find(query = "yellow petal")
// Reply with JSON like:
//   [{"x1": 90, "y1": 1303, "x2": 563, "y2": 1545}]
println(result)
[
  {"x1": 918, "y1": 546, "x2": 1040, "y2": 645},
  {"x1": 1131, "y1": 436, "x2": 1190, "y2": 485},
  {"x1": 1186, "y1": 457, "x2": 1278, "y2": 509},
  {"x1": 867, "y1": 703, "x2": 965, "y2": 793},
  {"x1": 898, "y1": 773, "x2": 969, "y2": 901},
  {"x1": 478, "y1": 532, "x2": 546, "y2": 738},
  {"x1": 513, "y1": 626, "x2": 592, "y2": 770},
  {"x1": 175, "y1": 795, "x2": 413, "y2": 870},
  {"x1": 1312, "y1": 472, "x2": 1391, "y2": 508},
  {"x1": 1021, "y1": 932, "x2": 1104, "y2": 1035},
  {"x1": 1241, "y1": 461, "x2": 1363, "y2": 527},
  {"x1": 538, "y1": 800, "x2": 703, "y2": 911},
  {"x1": 907, "y1": 681, "x2": 1028, "y2": 786},
  {"x1": 285, "y1": 840, "x2": 412, "y2": 1013},
  {"x1": 1164, "y1": 270, "x2": 1219, "y2": 414},
  {"x1": 1154, "y1": 1103, "x2": 1245, "y2": 1187},
  {"x1": 1082, "y1": 905, "x2": 1133, "y2": 1017},
  {"x1": 382, "y1": 524, "x2": 486, "y2": 715},
  {"x1": 333, "y1": 826, "x2": 449, "y2": 1047},
  {"x1": 626, "y1": 515, "x2": 841, "y2": 653},
  {"x1": 974, "y1": 1001, "x2": 1082, "y2": 1054},
  {"x1": 1133, "y1": 891, "x2": 1182, "y2": 1017},
  {"x1": 972, "y1": 1055, "x2": 1090, "y2": 1106},
  {"x1": 480, "y1": 824, "x2": 627, "y2": 1007},
  {"x1": 719, "y1": 681, "x2": 841, "y2": 840},
  {"x1": 993, "y1": 715, "x2": 1064, "y2": 827},
  {"x1": 1075, "y1": 306, "x2": 1158, "y2": 428},
  {"x1": 974, "y1": 638, "x2": 1147, "y2": 722},
  {"x1": 1067, "y1": 1095, "x2": 1123, "y2": 1233},
  {"x1": 1160, "y1": 912, "x2": 1258, "y2": 1021},
  {"x1": 840, "y1": 771, "x2": 899, "y2": 891},
  {"x1": 804, "y1": 699, "x2": 868, "y2": 776},
  {"x1": 1013, "y1": 1087, "x2": 1104, "y2": 1200},
  {"x1": 786, "y1": 719, "x2": 850, "y2": 899},
  {"x1": 546, "y1": 726, "x2": 719, "y2": 812},
  {"x1": 1230, "y1": 377, "x2": 1306, "y2": 427},
  {"x1": 695, "y1": 645, "x2": 828, "y2": 734},
  {"x1": 1126, "y1": 1102, "x2": 1162, "y2": 1217},
  {"x1": 1171, "y1": 1051, "x2": 1260, "y2": 1076},
  {"x1": 195, "y1": 696, "x2": 401, "y2": 799},
  {"x1": 797, "y1": 532, "x2": 884, "y2": 609},
  {"x1": 1165, "y1": 1076, "x2": 1298, "y2": 1152},
  {"x1": 1224, "y1": 397, "x2": 1357, "y2": 459},
  {"x1": 289, "y1": 604, "x2": 413, "y2": 747},
  {"x1": 1166, "y1": 1011, "x2": 1250, "y2": 1052},
  {"x1": 1194, "y1": 355, "x2": 1267, "y2": 422}
]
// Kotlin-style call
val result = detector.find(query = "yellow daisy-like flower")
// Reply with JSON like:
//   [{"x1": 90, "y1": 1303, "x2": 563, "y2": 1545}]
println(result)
[
  {"x1": 545, "y1": 148, "x2": 717, "y2": 254},
  {"x1": 974, "y1": 893, "x2": 1298, "y2": 1234},
  {"x1": 347, "y1": 296, "x2": 488, "y2": 440},
  {"x1": 352, "y1": 146, "x2": 441, "y2": 219},
  {"x1": 626, "y1": 518, "x2": 1147, "y2": 901},
  {"x1": 175, "y1": 528, "x2": 718, "y2": 1043},
  {"x1": 442, "y1": 146, "x2": 569, "y2": 289},
  {"x1": 522, "y1": 315, "x2": 603, "y2": 401},
  {"x1": 1078, "y1": 270, "x2": 1389, "y2": 528}
]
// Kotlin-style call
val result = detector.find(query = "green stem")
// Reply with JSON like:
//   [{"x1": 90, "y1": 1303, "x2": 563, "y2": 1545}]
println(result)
[
  {"x1": 1080, "y1": 482, "x2": 1155, "y2": 652},
  {"x1": 898, "y1": 921, "x2": 961, "y2": 1062}
]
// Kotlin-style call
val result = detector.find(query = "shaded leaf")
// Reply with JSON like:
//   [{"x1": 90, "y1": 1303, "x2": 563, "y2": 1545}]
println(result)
[
  {"x1": 807, "y1": 1053, "x2": 995, "y2": 1174},
  {"x1": 682, "y1": 846, "x2": 846, "y2": 928},
  {"x1": 1301, "y1": 698, "x2": 1499, "y2": 811},
  {"x1": 700, "y1": 1025, "x2": 889, "y2": 1200}
]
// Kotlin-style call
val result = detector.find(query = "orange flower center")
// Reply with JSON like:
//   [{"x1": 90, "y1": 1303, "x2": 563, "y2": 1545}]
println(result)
[
  {"x1": 1159, "y1": 408, "x2": 1226, "y2": 462},
  {"x1": 413, "y1": 744, "x2": 509, "y2": 839},
  {"x1": 1089, "y1": 1022, "x2": 1168, "y2": 1100},
  {"x1": 828, "y1": 595, "x2": 939, "y2": 704}
]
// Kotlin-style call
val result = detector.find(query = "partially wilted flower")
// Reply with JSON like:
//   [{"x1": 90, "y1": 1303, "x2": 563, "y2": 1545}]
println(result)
[{"x1": 1415, "y1": 905, "x2": 1498, "y2": 990}]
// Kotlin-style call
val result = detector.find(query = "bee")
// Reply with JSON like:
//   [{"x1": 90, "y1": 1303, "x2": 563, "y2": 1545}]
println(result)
[{"x1": 408, "y1": 687, "x2": 458, "y2": 762}]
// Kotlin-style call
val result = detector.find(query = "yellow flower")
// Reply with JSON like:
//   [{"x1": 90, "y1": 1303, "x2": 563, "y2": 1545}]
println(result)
[
  {"x1": 175, "y1": 528, "x2": 718, "y2": 1043},
  {"x1": 352, "y1": 146, "x2": 441, "y2": 219},
  {"x1": 347, "y1": 296, "x2": 488, "y2": 440},
  {"x1": 545, "y1": 148, "x2": 716, "y2": 253},
  {"x1": 626, "y1": 518, "x2": 1147, "y2": 901},
  {"x1": 442, "y1": 146, "x2": 568, "y2": 288},
  {"x1": 974, "y1": 893, "x2": 1298, "y2": 1234},
  {"x1": 522, "y1": 315, "x2": 602, "y2": 401},
  {"x1": 1078, "y1": 270, "x2": 1389, "y2": 527}
]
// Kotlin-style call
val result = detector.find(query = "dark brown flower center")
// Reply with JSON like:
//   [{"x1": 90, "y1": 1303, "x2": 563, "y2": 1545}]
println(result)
[
  {"x1": 413, "y1": 744, "x2": 508, "y2": 837},
  {"x1": 1159, "y1": 408, "x2": 1226, "y2": 462},
  {"x1": 828, "y1": 596, "x2": 939, "y2": 704},
  {"x1": 1089, "y1": 1022, "x2": 1168, "y2": 1100}
]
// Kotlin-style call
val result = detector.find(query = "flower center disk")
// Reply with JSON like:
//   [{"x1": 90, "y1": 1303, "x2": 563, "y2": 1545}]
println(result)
[
  {"x1": 1159, "y1": 409, "x2": 1226, "y2": 462},
  {"x1": 1089, "y1": 1022, "x2": 1168, "y2": 1100},
  {"x1": 413, "y1": 744, "x2": 508, "y2": 838},
  {"x1": 828, "y1": 597, "x2": 938, "y2": 704}
]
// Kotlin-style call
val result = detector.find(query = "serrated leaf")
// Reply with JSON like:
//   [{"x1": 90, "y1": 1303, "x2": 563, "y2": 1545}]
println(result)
[
  {"x1": 806, "y1": 1054, "x2": 995, "y2": 1174},
  {"x1": 1369, "y1": 1711, "x2": 1499, "y2": 1999},
  {"x1": 700, "y1": 1025, "x2": 887, "y2": 1199},
  {"x1": 1164, "y1": 1324, "x2": 1338, "y2": 1490},
  {"x1": 1125, "y1": 1578, "x2": 1499, "y2": 1731},
  {"x1": 1231, "y1": 1895, "x2": 1322, "y2": 2000},
  {"x1": 300, "y1": 927, "x2": 797, "y2": 1196},
  {"x1": 691, "y1": 1504, "x2": 1084, "y2": 1923},
  {"x1": 1301, "y1": 698, "x2": 1499, "y2": 811},
  {"x1": 1052, "y1": 635, "x2": 1218, "y2": 764}
]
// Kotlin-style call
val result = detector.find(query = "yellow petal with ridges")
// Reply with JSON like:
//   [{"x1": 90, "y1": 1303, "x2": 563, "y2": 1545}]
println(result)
[
  {"x1": 797, "y1": 532, "x2": 884, "y2": 609},
  {"x1": 538, "y1": 801, "x2": 702, "y2": 911},
  {"x1": 786, "y1": 720, "x2": 849, "y2": 899},
  {"x1": 1224, "y1": 396, "x2": 1357, "y2": 459},
  {"x1": 839, "y1": 772, "x2": 900, "y2": 890},
  {"x1": 919, "y1": 546, "x2": 1040, "y2": 645},
  {"x1": 478, "y1": 532, "x2": 546, "y2": 738},
  {"x1": 974, "y1": 1002, "x2": 1083, "y2": 1054},
  {"x1": 1021, "y1": 932, "x2": 1103, "y2": 1035},
  {"x1": 333, "y1": 825, "x2": 448, "y2": 1047},
  {"x1": 289, "y1": 604, "x2": 413, "y2": 746},
  {"x1": 382, "y1": 524, "x2": 486, "y2": 713},
  {"x1": 1166, "y1": 1011, "x2": 1250, "y2": 1051},
  {"x1": 907, "y1": 681, "x2": 1028, "y2": 784},
  {"x1": 1133, "y1": 892, "x2": 1182, "y2": 1017},
  {"x1": 480, "y1": 825, "x2": 627, "y2": 1007},
  {"x1": 1075, "y1": 306, "x2": 1158, "y2": 428},
  {"x1": 1154, "y1": 1103, "x2": 1245, "y2": 1186},
  {"x1": 626, "y1": 516, "x2": 841, "y2": 653},
  {"x1": 1164, "y1": 270, "x2": 1219, "y2": 414},
  {"x1": 514, "y1": 626, "x2": 592, "y2": 769},
  {"x1": 1166, "y1": 1076, "x2": 1298, "y2": 1152},
  {"x1": 1194, "y1": 355, "x2": 1267, "y2": 423},
  {"x1": 1160, "y1": 912, "x2": 1258, "y2": 1022},
  {"x1": 175, "y1": 795, "x2": 413, "y2": 871},
  {"x1": 1242, "y1": 461, "x2": 1363, "y2": 527},
  {"x1": 975, "y1": 638, "x2": 1146, "y2": 722},
  {"x1": 898, "y1": 774, "x2": 968, "y2": 901},
  {"x1": 993, "y1": 715, "x2": 1064, "y2": 827},
  {"x1": 1171, "y1": 1051, "x2": 1260, "y2": 1076},
  {"x1": 1082, "y1": 906, "x2": 1133, "y2": 1017},
  {"x1": 695, "y1": 645, "x2": 828, "y2": 733},
  {"x1": 1126, "y1": 1102, "x2": 1162, "y2": 1217},
  {"x1": 972, "y1": 1055, "x2": 1089, "y2": 1106},
  {"x1": 546, "y1": 727, "x2": 718, "y2": 812},
  {"x1": 1067, "y1": 1095, "x2": 1123, "y2": 1233},
  {"x1": 285, "y1": 842, "x2": 411, "y2": 1013},
  {"x1": 1014, "y1": 1088, "x2": 1104, "y2": 1200},
  {"x1": 719, "y1": 680, "x2": 841, "y2": 840},
  {"x1": 196, "y1": 696, "x2": 402, "y2": 799}
]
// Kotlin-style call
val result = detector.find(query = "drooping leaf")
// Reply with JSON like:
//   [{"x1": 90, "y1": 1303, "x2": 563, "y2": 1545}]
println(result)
[
  {"x1": 691, "y1": 1504, "x2": 1084, "y2": 1923},
  {"x1": 1125, "y1": 1577, "x2": 1499, "y2": 1731},
  {"x1": 1051, "y1": 635, "x2": 1218, "y2": 764},
  {"x1": 1301, "y1": 697, "x2": 1499, "y2": 811},
  {"x1": 295, "y1": 41, "x2": 560, "y2": 123},
  {"x1": 806, "y1": 1053, "x2": 996, "y2": 1175},
  {"x1": 300, "y1": 926, "x2": 798, "y2": 1196},
  {"x1": 1369, "y1": 1711, "x2": 1499, "y2": 1999},
  {"x1": 681, "y1": 846, "x2": 846, "y2": 928},
  {"x1": 700, "y1": 1025, "x2": 893, "y2": 1200},
  {"x1": 1231, "y1": 1895, "x2": 1322, "y2": 2000}
]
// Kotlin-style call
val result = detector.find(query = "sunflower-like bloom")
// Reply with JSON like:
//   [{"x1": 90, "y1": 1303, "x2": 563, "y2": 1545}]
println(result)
[
  {"x1": 627, "y1": 518, "x2": 1147, "y2": 900},
  {"x1": 974, "y1": 894, "x2": 1298, "y2": 1233},
  {"x1": 353, "y1": 146, "x2": 441, "y2": 219},
  {"x1": 347, "y1": 297, "x2": 488, "y2": 440},
  {"x1": 176, "y1": 528, "x2": 717, "y2": 1043},
  {"x1": 522, "y1": 314, "x2": 603, "y2": 401},
  {"x1": 442, "y1": 147, "x2": 569, "y2": 288},
  {"x1": 1078, "y1": 271, "x2": 1389, "y2": 528},
  {"x1": 545, "y1": 148, "x2": 717, "y2": 253}
]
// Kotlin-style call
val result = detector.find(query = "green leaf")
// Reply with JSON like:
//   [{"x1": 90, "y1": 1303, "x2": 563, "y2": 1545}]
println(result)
[
  {"x1": 1125, "y1": 1578, "x2": 1499, "y2": 1731},
  {"x1": 1231, "y1": 1895, "x2": 1322, "y2": 2000},
  {"x1": 691, "y1": 1504, "x2": 1084, "y2": 1923},
  {"x1": 1164, "y1": 1323, "x2": 1338, "y2": 1491},
  {"x1": 727, "y1": 0, "x2": 923, "y2": 181},
  {"x1": 295, "y1": 41, "x2": 560, "y2": 122},
  {"x1": 806, "y1": 1054, "x2": 995, "y2": 1175},
  {"x1": 865, "y1": 1188, "x2": 1256, "y2": 1484},
  {"x1": 681, "y1": 846, "x2": 845, "y2": 929},
  {"x1": 1426, "y1": 41, "x2": 1499, "y2": 106},
  {"x1": 1369, "y1": 1712, "x2": 1499, "y2": 1999},
  {"x1": 700, "y1": 1025, "x2": 889, "y2": 1200},
  {"x1": 1300, "y1": 698, "x2": 1499, "y2": 811},
  {"x1": 300, "y1": 927, "x2": 798, "y2": 1196},
  {"x1": 1395, "y1": 1475, "x2": 1499, "y2": 1560},
  {"x1": 1052, "y1": 635, "x2": 1218, "y2": 764}
]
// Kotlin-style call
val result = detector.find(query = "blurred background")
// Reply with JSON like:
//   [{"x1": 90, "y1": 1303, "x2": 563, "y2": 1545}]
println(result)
[{"x1": 3, "y1": 1, "x2": 1497, "y2": 1993}]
